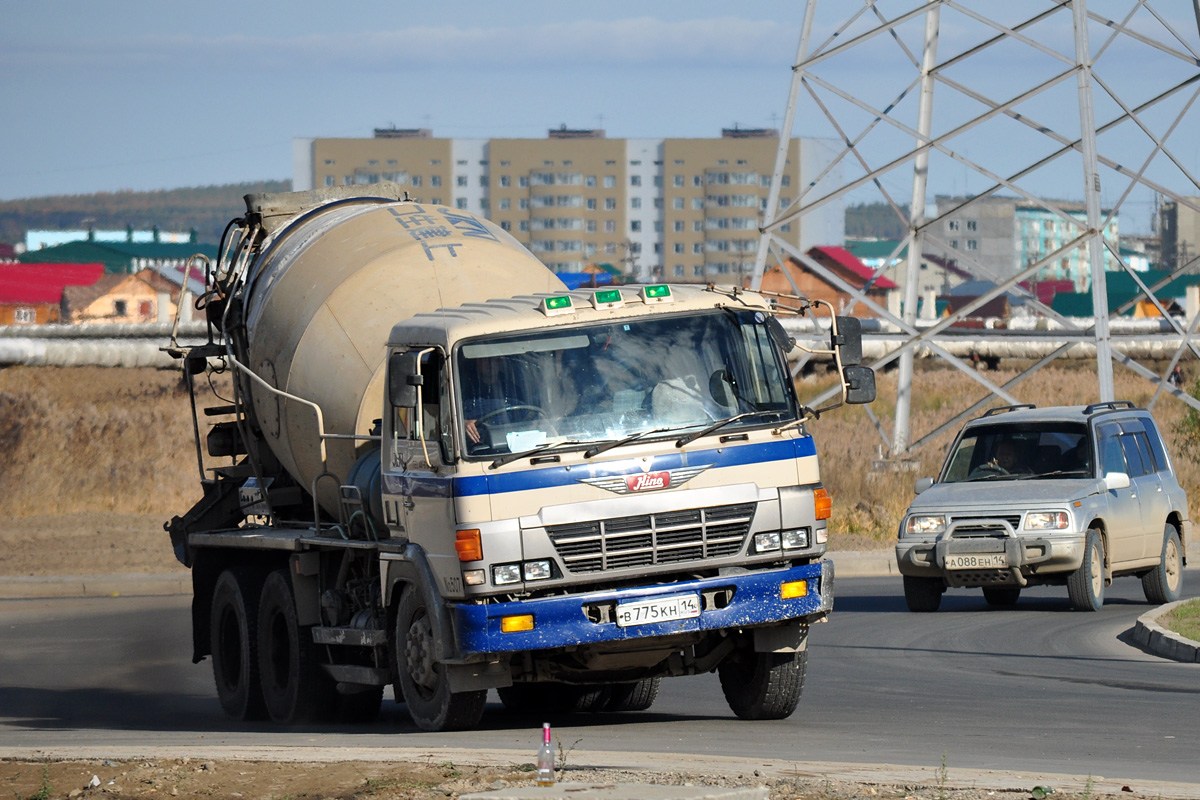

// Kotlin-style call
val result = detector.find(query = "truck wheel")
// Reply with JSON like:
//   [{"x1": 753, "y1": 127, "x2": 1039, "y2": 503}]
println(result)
[
  {"x1": 257, "y1": 569, "x2": 334, "y2": 724},
  {"x1": 604, "y1": 678, "x2": 660, "y2": 712},
  {"x1": 1067, "y1": 528, "x2": 1106, "y2": 612},
  {"x1": 982, "y1": 586, "x2": 1021, "y2": 607},
  {"x1": 717, "y1": 650, "x2": 806, "y2": 720},
  {"x1": 1142, "y1": 524, "x2": 1183, "y2": 604},
  {"x1": 395, "y1": 587, "x2": 486, "y2": 731},
  {"x1": 210, "y1": 568, "x2": 266, "y2": 720},
  {"x1": 903, "y1": 575, "x2": 943, "y2": 612}
]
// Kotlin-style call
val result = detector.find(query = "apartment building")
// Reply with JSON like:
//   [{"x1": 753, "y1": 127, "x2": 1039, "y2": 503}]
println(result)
[{"x1": 293, "y1": 128, "x2": 842, "y2": 282}]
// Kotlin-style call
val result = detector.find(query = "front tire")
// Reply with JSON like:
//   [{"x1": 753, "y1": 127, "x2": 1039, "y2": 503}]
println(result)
[
  {"x1": 257, "y1": 569, "x2": 334, "y2": 724},
  {"x1": 605, "y1": 678, "x2": 660, "y2": 712},
  {"x1": 209, "y1": 568, "x2": 265, "y2": 720},
  {"x1": 395, "y1": 587, "x2": 486, "y2": 731},
  {"x1": 718, "y1": 649, "x2": 806, "y2": 720},
  {"x1": 903, "y1": 575, "x2": 943, "y2": 612},
  {"x1": 1067, "y1": 529, "x2": 1106, "y2": 612},
  {"x1": 1142, "y1": 524, "x2": 1183, "y2": 604}
]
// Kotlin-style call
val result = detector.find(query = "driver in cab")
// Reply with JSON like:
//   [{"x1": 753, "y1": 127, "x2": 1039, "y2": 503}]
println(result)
[{"x1": 462, "y1": 355, "x2": 513, "y2": 446}]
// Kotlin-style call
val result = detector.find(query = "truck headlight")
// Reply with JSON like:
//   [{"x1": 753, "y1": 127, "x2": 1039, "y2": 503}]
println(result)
[
  {"x1": 782, "y1": 529, "x2": 809, "y2": 550},
  {"x1": 1025, "y1": 511, "x2": 1069, "y2": 531},
  {"x1": 492, "y1": 564, "x2": 522, "y2": 585},
  {"x1": 523, "y1": 560, "x2": 552, "y2": 581},
  {"x1": 905, "y1": 514, "x2": 946, "y2": 536},
  {"x1": 754, "y1": 532, "x2": 781, "y2": 553}
]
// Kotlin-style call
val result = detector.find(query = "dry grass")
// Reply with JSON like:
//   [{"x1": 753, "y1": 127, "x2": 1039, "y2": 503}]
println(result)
[{"x1": 0, "y1": 362, "x2": 1195, "y2": 559}]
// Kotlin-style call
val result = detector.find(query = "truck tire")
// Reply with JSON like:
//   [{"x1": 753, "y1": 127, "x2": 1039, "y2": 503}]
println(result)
[
  {"x1": 395, "y1": 587, "x2": 486, "y2": 731},
  {"x1": 1067, "y1": 528, "x2": 1106, "y2": 612},
  {"x1": 717, "y1": 650, "x2": 806, "y2": 720},
  {"x1": 1142, "y1": 523, "x2": 1183, "y2": 605},
  {"x1": 257, "y1": 569, "x2": 335, "y2": 724},
  {"x1": 210, "y1": 568, "x2": 266, "y2": 720},
  {"x1": 903, "y1": 575, "x2": 943, "y2": 612},
  {"x1": 982, "y1": 586, "x2": 1021, "y2": 607},
  {"x1": 604, "y1": 678, "x2": 660, "y2": 712},
  {"x1": 497, "y1": 683, "x2": 584, "y2": 713}
]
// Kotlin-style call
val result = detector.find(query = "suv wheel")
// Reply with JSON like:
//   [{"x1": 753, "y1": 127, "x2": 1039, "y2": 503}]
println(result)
[
  {"x1": 1067, "y1": 528, "x2": 1105, "y2": 612},
  {"x1": 1141, "y1": 523, "x2": 1183, "y2": 604},
  {"x1": 903, "y1": 575, "x2": 943, "y2": 612}
]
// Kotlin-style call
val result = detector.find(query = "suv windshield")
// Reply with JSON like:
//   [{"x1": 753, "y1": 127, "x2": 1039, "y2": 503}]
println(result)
[
  {"x1": 456, "y1": 309, "x2": 796, "y2": 458},
  {"x1": 942, "y1": 422, "x2": 1093, "y2": 483}
]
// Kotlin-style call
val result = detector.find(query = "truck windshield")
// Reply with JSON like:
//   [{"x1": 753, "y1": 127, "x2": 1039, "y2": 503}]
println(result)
[
  {"x1": 941, "y1": 422, "x2": 1093, "y2": 483},
  {"x1": 455, "y1": 309, "x2": 797, "y2": 458}
]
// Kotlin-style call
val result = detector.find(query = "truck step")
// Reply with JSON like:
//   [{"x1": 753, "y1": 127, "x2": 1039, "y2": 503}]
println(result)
[{"x1": 313, "y1": 626, "x2": 388, "y2": 647}]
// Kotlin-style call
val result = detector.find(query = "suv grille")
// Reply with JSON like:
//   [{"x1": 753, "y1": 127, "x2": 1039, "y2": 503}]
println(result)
[
  {"x1": 949, "y1": 514, "x2": 1021, "y2": 535},
  {"x1": 546, "y1": 502, "x2": 755, "y2": 574}
]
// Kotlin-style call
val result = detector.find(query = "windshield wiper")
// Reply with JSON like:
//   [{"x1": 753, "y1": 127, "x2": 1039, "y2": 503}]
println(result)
[
  {"x1": 583, "y1": 426, "x2": 683, "y2": 459},
  {"x1": 674, "y1": 410, "x2": 782, "y2": 448},
  {"x1": 489, "y1": 438, "x2": 598, "y2": 470}
]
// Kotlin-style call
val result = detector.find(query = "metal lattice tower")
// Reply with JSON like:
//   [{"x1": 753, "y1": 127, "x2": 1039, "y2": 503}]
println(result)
[{"x1": 752, "y1": 0, "x2": 1200, "y2": 457}]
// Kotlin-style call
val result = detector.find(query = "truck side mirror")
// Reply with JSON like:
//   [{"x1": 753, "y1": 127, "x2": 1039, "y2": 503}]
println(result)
[
  {"x1": 832, "y1": 316, "x2": 863, "y2": 366},
  {"x1": 387, "y1": 352, "x2": 421, "y2": 408},
  {"x1": 842, "y1": 365, "x2": 876, "y2": 404}
]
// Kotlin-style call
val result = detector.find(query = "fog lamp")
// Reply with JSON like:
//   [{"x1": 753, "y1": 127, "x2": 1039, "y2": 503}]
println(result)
[
  {"x1": 501, "y1": 615, "x2": 534, "y2": 633},
  {"x1": 780, "y1": 580, "x2": 808, "y2": 599}
]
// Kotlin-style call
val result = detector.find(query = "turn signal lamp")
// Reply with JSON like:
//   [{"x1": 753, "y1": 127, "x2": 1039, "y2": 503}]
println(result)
[
  {"x1": 591, "y1": 288, "x2": 624, "y2": 310},
  {"x1": 455, "y1": 529, "x2": 483, "y2": 562},
  {"x1": 540, "y1": 295, "x2": 576, "y2": 317},
  {"x1": 640, "y1": 284, "x2": 674, "y2": 304},
  {"x1": 501, "y1": 614, "x2": 535, "y2": 633},
  {"x1": 814, "y1": 487, "x2": 832, "y2": 520},
  {"x1": 780, "y1": 580, "x2": 809, "y2": 600}
]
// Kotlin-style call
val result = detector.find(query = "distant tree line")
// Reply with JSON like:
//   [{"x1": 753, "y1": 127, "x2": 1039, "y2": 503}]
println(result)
[
  {"x1": 0, "y1": 180, "x2": 291, "y2": 247},
  {"x1": 845, "y1": 202, "x2": 911, "y2": 241}
]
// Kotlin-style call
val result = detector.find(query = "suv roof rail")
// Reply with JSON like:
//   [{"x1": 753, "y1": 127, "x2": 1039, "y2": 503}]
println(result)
[
  {"x1": 981, "y1": 403, "x2": 1037, "y2": 417},
  {"x1": 1083, "y1": 400, "x2": 1136, "y2": 415}
]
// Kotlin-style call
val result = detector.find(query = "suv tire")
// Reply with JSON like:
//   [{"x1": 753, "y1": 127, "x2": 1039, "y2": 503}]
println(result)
[
  {"x1": 903, "y1": 575, "x2": 943, "y2": 612},
  {"x1": 1067, "y1": 528, "x2": 1105, "y2": 612},
  {"x1": 1141, "y1": 523, "x2": 1183, "y2": 604}
]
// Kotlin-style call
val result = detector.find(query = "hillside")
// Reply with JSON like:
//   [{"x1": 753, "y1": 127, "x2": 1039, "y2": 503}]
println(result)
[{"x1": 0, "y1": 180, "x2": 291, "y2": 246}]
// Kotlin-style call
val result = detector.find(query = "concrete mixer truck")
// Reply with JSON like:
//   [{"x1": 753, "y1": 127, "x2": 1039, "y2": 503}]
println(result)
[{"x1": 165, "y1": 183, "x2": 875, "y2": 731}]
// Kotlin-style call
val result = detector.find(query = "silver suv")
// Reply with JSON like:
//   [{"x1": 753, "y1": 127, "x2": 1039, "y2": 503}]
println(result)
[{"x1": 895, "y1": 402, "x2": 1190, "y2": 612}]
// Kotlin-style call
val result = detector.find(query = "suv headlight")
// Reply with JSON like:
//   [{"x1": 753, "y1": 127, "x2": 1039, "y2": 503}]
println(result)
[
  {"x1": 1025, "y1": 511, "x2": 1069, "y2": 531},
  {"x1": 905, "y1": 514, "x2": 946, "y2": 536}
]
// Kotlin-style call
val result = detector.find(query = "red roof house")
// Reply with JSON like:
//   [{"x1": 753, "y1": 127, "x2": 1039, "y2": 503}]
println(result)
[
  {"x1": 0, "y1": 263, "x2": 105, "y2": 325},
  {"x1": 752, "y1": 246, "x2": 898, "y2": 316}
]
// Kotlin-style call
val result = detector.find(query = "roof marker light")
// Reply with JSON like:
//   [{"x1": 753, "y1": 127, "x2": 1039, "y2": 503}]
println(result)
[
  {"x1": 591, "y1": 289, "x2": 624, "y2": 310},
  {"x1": 540, "y1": 295, "x2": 576, "y2": 317},
  {"x1": 641, "y1": 284, "x2": 674, "y2": 304}
]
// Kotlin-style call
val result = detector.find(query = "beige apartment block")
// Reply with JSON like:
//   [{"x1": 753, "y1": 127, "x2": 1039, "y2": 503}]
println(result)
[{"x1": 294, "y1": 128, "x2": 842, "y2": 282}]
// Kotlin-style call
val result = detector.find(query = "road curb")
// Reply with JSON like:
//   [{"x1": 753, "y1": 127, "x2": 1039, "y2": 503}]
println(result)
[
  {"x1": 0, "y1": 573, "x2": 190, "y2": 599},
  {"x1": 1132, "y1": 599, "x2": 1200, "y2": 663}
]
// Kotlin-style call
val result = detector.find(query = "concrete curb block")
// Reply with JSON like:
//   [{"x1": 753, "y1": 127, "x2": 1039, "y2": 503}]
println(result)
[
  {"x1": 1132, "y1": 600, "x2": 1200, "y2": 663},
  {"x1": 0, "y1": 553, "x2": 902, "y2": 601}
]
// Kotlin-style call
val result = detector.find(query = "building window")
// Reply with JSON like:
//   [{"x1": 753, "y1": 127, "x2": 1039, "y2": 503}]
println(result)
[
  {"x1": 519, "y1": 176, "x2": 529, "y2": 187},
  {"x1": 13, "y1": 307, "x2": 35, "y2": 324},
  {"x1": 368, "y1": 159, "x2": 378, "y2": 166},
  {"x1": 948, "y1": 220, "x2": 960, "y2": 231},
  {"x1": 604, "y1": 176, "x2": 615, "y2": 188},
  {"x1": 456, "y1": 176, "x2": 468, "y2": 187},
  {"x1": 674, "y1": 243, "x2": 684, "y2": 254},
  {"x1": 674, "y1": 220, "x2": 685, "y2": 232},
  {"x1": 605, "y1": 198, "x2": 617, "y2": 210},
  {"x1": 324, "y1": 175, "x2": 335, "y2": 187},
  {"x1": 586, "y1": 198, "x2": 597, "y2": 210},
  {"x1": 673, "y1": 265, "x2": 684, "y2": 276},
  {"x1": 479, "y1": 176, "x2": 488, "y2": 187},
  {"x1": 605, "y1": 220, "x2": 616, "y2": 233},
  {"x1": 950, "y1": 239, "x2": 958, "y2": 249},
  {"x1": 431, "y1": 175, "x2": 442, "y2": 187},
  {"x1": 323, "y1": 159, "x2": 334, "y2": 165},
  {"x1": 500, "y1": 160, "x2": 510, "y2": 166},
  {"x1": 630, "y1": 175, "x2": 642, "y2": 187},
  {"x1": 693, "y1": 221, "x2": 703, "y2": 232},
  {"x1": 412, "y1": 175, "x2": 422, "y2": 187},
  {"x1": 693, "y1": 265, "x2": 704, "y2": 276},
  {"x1": 966, "y1": 220, "x2": 977, "y2": 231},
  {"x1": 966, "y1": 239, "x2": 978, "y2": 250},
  {"x1": 672, "y1": 198, "x2": 684, "y2": 210},
  {"x1": 387, "y1": 159, "x2": 397, "y2": 166},
  {"x1": 631, "y1": 197, "x2": 642, "y2": 209},
  {"x1": 694, "y1": 176, "x2": 702, "y2": 187},
  {"x1": 501, "y1": 221, "x2": 511, "y2": 232},
  {"x1": 431, "y1": 160, "x2": 441, "y2": 165},
  {"x1": 587, "y1": 220, "x2": 597, "y2": 233},
  {"x1": 499, "y1": 198, "x2": 510, "y2": 210},
  {"x1": 114, "y1": 300, "x2": 127, "y2": 317},
  {"x1": 606, "y1": 242, "x2": 617, "y2": 254},
  {"x1": 519, "y1": 221, "x2": 529, "y2": 232},
  {"x1": 456, "y1": 198, "x2": 468, "y2": 209},
  {"x1": 500, "y1": 175, "x2": 510, "y2": 187},
  {"x1": 693, "y1": 243, "x2": 703, "y2": 254},
  {"x1": 520, "y1": 198, "x2": 529, "y2": 210},
  {"x1": 586, "y1": 175, "x2": 596, "y2": 187},
  {"x1": 631, "y1": 220, "x2": 642, "y2": 232},
  {"x1": 692, "y1": 198, "x2": 704, "y2": 210}
]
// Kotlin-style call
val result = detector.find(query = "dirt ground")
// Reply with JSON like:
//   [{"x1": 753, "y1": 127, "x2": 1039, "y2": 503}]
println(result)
[{"x1": 0, "y1": 756, "x2": 1169, "y2": 800}]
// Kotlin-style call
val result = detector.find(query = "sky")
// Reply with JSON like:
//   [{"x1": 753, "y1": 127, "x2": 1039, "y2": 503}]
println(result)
[{"x1": 4, "y1": 1, "x2": 1199, "y2": 235}]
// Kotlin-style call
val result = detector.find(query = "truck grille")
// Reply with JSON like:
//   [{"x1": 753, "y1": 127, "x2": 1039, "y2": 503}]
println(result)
[
  {"x1": 546, "y1": 502, "x2": 756, "y2": 574},
  {"x1": 949, "y1": 514, "x2": 1021, "y2": 536}
]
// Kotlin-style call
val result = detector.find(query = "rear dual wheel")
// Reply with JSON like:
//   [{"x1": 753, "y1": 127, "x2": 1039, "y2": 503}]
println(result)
[
  {"x1": 209, "y1": 568, "x2": 265, "y2": 720},
  {"x1": 257, "y1": 569, "x2": 335, "y2": 724}
]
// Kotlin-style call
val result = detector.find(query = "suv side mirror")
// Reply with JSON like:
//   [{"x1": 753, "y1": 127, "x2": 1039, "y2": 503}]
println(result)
[
  {"x1": 387, "y1": 351, "x2": 421, "y2": 408},
  {"x1": 914, "y1": 477, "x2": 935, "y2": 494},
  {"x1": 832, "y1": 316, "x2": 863, "y2": 366},
  {"x1": 1104, "y1": 471, "x2": 1130, "y2": 491},
  {"x1": 842, "y1": 365, "x2": 876, "y2": 404}
]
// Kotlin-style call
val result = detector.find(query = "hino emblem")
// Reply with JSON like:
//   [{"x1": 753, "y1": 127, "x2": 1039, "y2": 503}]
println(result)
[{"x1": 580, "y1": 464, "x2": 712, "y2": 495}]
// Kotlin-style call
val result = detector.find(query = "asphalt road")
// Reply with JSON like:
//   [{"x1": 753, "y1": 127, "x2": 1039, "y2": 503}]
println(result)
[{"x1": 1, "y1": 573, "x2": 1197, "y2": 786}]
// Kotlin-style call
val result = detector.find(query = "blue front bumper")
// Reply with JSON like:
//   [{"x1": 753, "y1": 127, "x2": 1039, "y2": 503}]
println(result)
[{"x1": 452, "y1": 559, "x2": 832, "y2": 657}]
